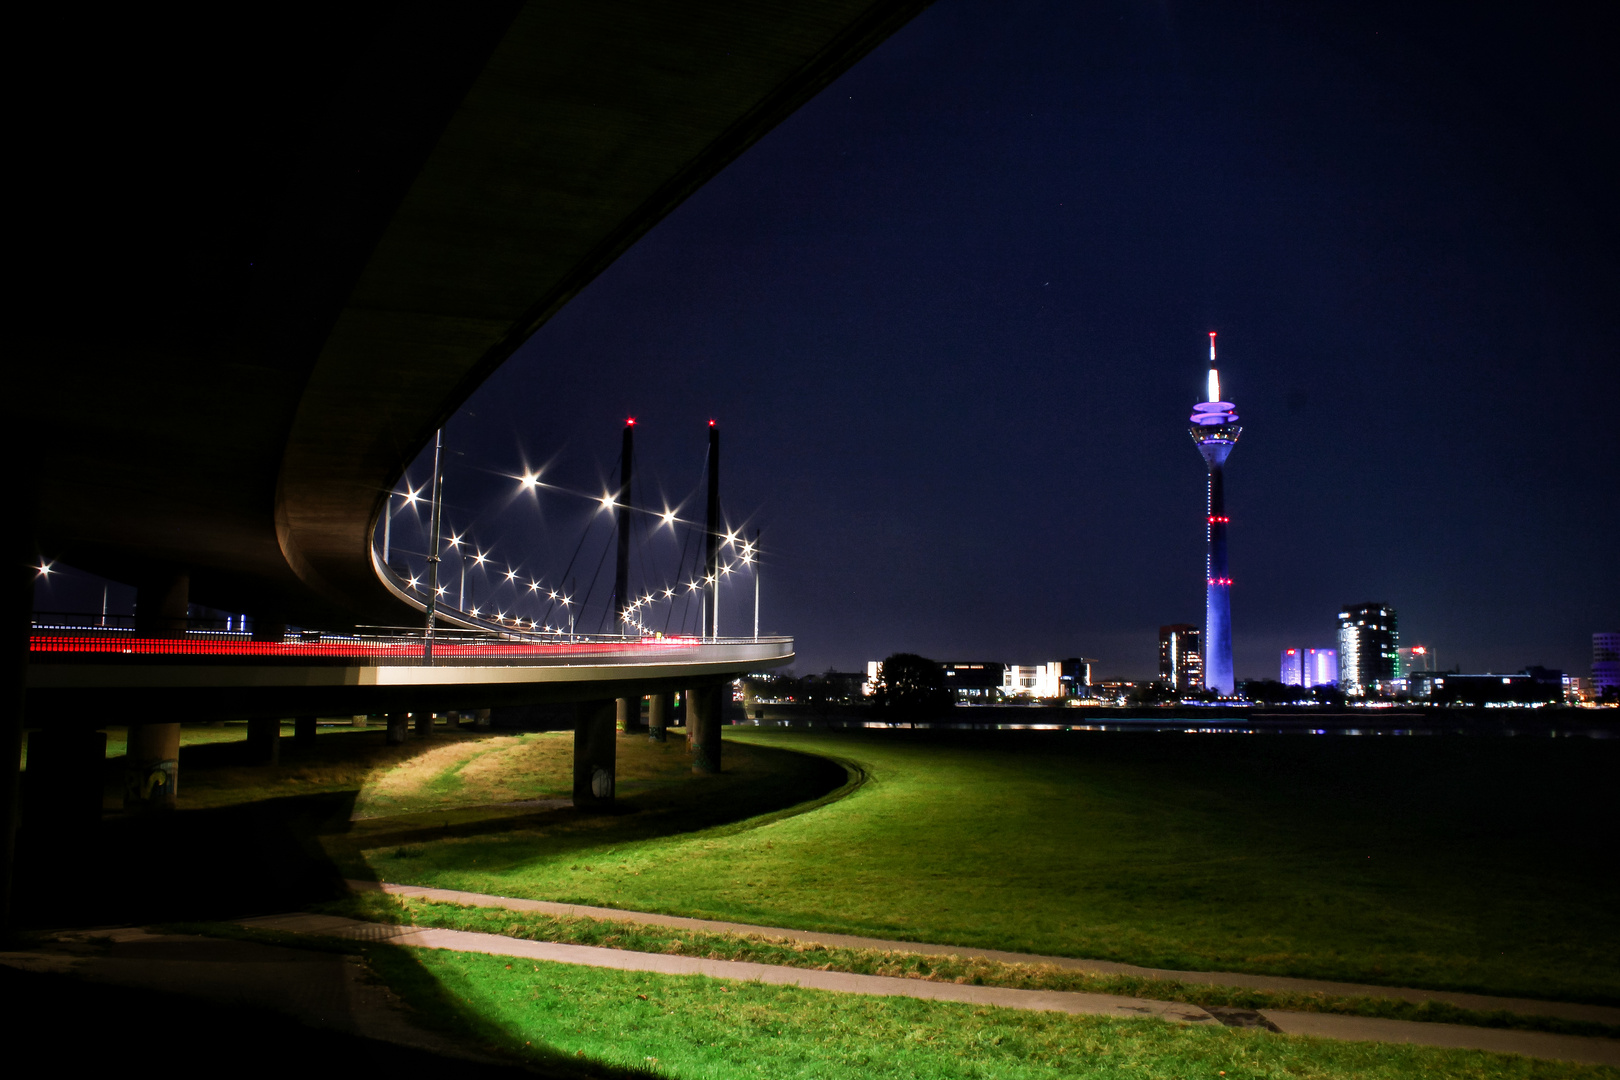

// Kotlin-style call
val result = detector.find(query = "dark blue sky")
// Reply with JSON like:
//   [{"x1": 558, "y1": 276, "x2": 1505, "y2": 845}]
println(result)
[
  {"x1": 398, "y1": 0, "x2": 1619, "y2": 679},
  {"x1": 42, "y1": 1, "x2": 1618, "y2": 680}
]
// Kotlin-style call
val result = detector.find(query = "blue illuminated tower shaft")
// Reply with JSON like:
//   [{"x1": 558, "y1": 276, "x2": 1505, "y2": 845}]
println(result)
[
  {"x1": 1204, "y1": 462, "x2": 1233, "y2": 695},
  {"x1": 1189, "y1": 333, "x2": 1240, "y2": 696}
]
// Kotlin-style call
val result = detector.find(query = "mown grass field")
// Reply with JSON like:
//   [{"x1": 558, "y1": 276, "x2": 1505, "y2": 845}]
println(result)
[
  {"x1": 394, "y1": 946, "x2": 1612, "y2": 1080},
  {"x1": 358, "y1": 727, "x2": 1620, "y2": 1004}
]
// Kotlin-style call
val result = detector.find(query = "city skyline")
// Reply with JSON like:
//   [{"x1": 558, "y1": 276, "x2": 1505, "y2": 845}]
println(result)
[
  {"x1": 27, "y1": 1, "x2": 1620, "y2": 681},
  {"x1": 405, "y1": 2, "x2": 1614, "y2": 679}
]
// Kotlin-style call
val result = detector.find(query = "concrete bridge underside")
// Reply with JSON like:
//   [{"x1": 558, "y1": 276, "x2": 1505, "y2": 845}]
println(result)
[
  {"x1": 6, "y1": 2, "x2": 926, "y2": 924},
  {"x1": 20, "y1": 1, "x2": 926, "y2": 630}
]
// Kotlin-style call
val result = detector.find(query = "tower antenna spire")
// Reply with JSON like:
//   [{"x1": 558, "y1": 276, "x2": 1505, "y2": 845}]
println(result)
[{"x1": 1206, "y1": 331, "x2": 1220, "y2": 403}]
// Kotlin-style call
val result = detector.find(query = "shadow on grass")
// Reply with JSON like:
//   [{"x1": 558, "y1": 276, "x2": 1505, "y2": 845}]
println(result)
[
  {"x1": 14, "y1": 725, "x2": 836, "y2": 1076},
  {"x1": 331, "y1": 740, "x2": 853, "y2": 881}
]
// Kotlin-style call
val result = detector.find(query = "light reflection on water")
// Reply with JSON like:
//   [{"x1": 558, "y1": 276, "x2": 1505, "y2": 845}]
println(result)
[{"x1": 738, "y1": 716, "x2": 1615, "y2": 738}]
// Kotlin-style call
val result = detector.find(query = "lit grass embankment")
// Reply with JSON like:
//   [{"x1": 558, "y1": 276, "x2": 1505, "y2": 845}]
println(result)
[
  {"x1": 360, "y1": 727, "x2": 1620, "y2": 1004},
  {"x1": 408, "y1": 946, "x2": 1615, "y2": 1080},
  {"x1": 322, "y1": 892, "x2": 1620, "y2": 1040},
  {"x1": 160, "y1": 922, "x2": 1619, "y2": 1080},
  {"x1": 325, "y1": 731, "x2": 848, "y2": 878}
]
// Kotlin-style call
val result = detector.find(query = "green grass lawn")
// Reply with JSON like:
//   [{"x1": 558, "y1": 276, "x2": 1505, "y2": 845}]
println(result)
[
  {"x1": 358, "y1": 728, "x2": 1620, "y2": 1004},
  {"x1": 400, "y1": 947, "x2": 1611, "y2": 1080},
  {"x1": 325, "y1": 891, "x2": 1618, "y2": 1039}
]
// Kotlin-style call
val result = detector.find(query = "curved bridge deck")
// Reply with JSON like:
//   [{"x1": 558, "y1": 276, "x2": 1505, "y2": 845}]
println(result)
[{"x1": 27, "y1": 629, "x2": 792, "y2": 721}]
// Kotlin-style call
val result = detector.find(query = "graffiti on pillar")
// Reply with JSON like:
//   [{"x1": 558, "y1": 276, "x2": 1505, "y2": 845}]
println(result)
[
  {"x1": 590, "y1": 768, "x2": 614, "y2": 799},
  {"x1": 124, "y1": 759, "x2": 176, "y2": 805}
]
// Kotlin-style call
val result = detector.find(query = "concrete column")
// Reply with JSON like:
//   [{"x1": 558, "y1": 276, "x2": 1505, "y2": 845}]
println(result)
[
  {"x1": 124, "y1": 722, "x2": 180, "y2": 811},
  {"x1": 617, "y1": 696, "x2": 646, "y2": 734},
  {"x1": 251, "y1": 617, "x2": 287, "y2": 643},
  {"x1": 352, "y1": 714, "x2": 368, "y2": 727},
  {"x1": 4, "y1": 533, "x2": 32, "y2": 934},
  {"x1": 647, "y1": 691, "x2": 670, "y2": 742},
  {"x1": 135, "y1": 570, "x2": 189, "y2": 639},
  {"x1": 246, "y1": 717, "x2": 280, "y2": 765},
  {"x1": 690, "y1": 685, "x2": 721, "y2": 774},
  {"x1": 573, "y1": 699, "x2": 616, "y2": 810},
  {"x1": 294, "y1": 715, "x2": 317, "y2": 748},
  {"x1": 473, "y1": 708, "x2": 491, "y2": 729},
  {"x1": 23, "y1": 728, "x2": 107, "y2": 832},
  {"x1": 685, "y1": 688, "x2": 700, "y2": 754},
  {"x1": 385, "y1": 712, "x2": 408, "y2": 745},
  {"x1": 414, "y1": 711, "x2": 432, "y2": 738}
]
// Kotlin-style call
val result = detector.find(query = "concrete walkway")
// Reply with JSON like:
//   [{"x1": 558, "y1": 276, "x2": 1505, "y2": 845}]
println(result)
[
  {"x1": 244, "y1": 912, "x2": 1229, "y2": 1026},
  {"x1": 255, "y1": 910, "x2": 1620, "y2": 1067},
  {"x1": 350, "y1": 879, "x2": 1620, "y2": 1027}
]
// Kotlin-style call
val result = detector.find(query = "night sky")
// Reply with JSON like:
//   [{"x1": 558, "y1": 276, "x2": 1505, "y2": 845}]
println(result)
[{"x1": 40, "y1": 1, "x2": 1620, "y2": 681}]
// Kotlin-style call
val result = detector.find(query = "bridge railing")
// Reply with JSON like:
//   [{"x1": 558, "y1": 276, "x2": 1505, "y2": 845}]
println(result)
[{"x1": 28, "y1": 620, "x2": 791, "y2": 667}]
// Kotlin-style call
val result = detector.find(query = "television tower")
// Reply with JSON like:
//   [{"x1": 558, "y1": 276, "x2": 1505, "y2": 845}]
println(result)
[{"x1": 1189, "y1": 332, "x2": 1240, "y2": 695}]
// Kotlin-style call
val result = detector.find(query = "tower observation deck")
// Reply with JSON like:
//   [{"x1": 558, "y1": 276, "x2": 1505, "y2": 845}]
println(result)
[{"x1": 1189, "y1": 333, "x2": 1241, "y2": 695}]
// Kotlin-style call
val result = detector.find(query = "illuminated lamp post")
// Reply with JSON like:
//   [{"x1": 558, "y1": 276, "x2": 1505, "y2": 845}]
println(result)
[
  {"x1": 1188, "y1": 333, "x2": 1241, "y2": 696},
  {"x1": 422, "y1": 429, "x2": 445, "y2": 660}
]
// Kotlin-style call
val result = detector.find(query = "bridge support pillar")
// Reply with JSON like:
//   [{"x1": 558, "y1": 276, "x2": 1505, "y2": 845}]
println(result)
[
  {"x1": 647, "y1": 692, "x2": 670, "y2": 742},
  {"x1": 294, "y1": 715, "x2": 317, "y2": 748},
  {"x1": 124, "y1": 722, "x2": 179, "y2": 812},
  {"x1": 246, "y1": 717, "x2": 280, "y2": 765},
  {"x1": 573, "y1": 699, "x2": 616, "y2": 810},
  {"x1": 385, "y1": 712, "x2": 408, "y2": 745},
  {"x1": 689, "y1": 685, "x2": 721, "y2": 774},
  {"x1": 617, "y1": 696, "x2": 645, "y2": 734},
  {"x1": 24, "y1": 728, "x2": 106, "y2": 833},
  {"x1": 473, "y1": 708, "x2": 491, "y2": 729},
  {"x1": 134, "y1": 571, "x2": 189, "y2": 639},
  {"x1": 414, "y1": 712, "x2": 432, "y2": 738}
]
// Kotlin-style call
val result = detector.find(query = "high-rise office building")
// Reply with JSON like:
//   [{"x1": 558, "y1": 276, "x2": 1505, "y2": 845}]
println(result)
[
  {"x1": 1594, "y1": 633, "x2": 1620, "y2": 699},
  {"x1": 1188, "y1": 333, "x2": 1240, "y2": 695},
  {"x1": 1397, "y1": 645, "x2": 1435, "y2": 677},
  {"x1": 1159, "y1": 624, "x2": 1204, "y2": 692},
  {"x1": 1338, "y1": 603, "x2": 1399, "y2": 695},
  {"x1": 1280, "y1": 648, "x2": 1338, "y2": 687}
]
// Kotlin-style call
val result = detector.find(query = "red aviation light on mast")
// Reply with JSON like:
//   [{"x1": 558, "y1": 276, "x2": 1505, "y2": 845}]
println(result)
[
  {"x1": 625, "y1": 417, "x2": 635, "y2": 427},
  {"x1": 708, "y1": 419, "x2": 716, "y2": 427}
]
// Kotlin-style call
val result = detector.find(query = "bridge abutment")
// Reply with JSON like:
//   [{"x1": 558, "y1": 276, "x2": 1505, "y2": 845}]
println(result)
[{"x1": 573, "y1": 699, "x2": 616, "y2": 810}]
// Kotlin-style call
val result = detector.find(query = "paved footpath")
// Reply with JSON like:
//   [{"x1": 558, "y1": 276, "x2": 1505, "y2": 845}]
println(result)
[
  {"x1": 251, "y1": 900, "x2": 1620, "y2": 1067},
  {"x1": 351, "y1": 880, "x2": 1620, "y2": 1026}
]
